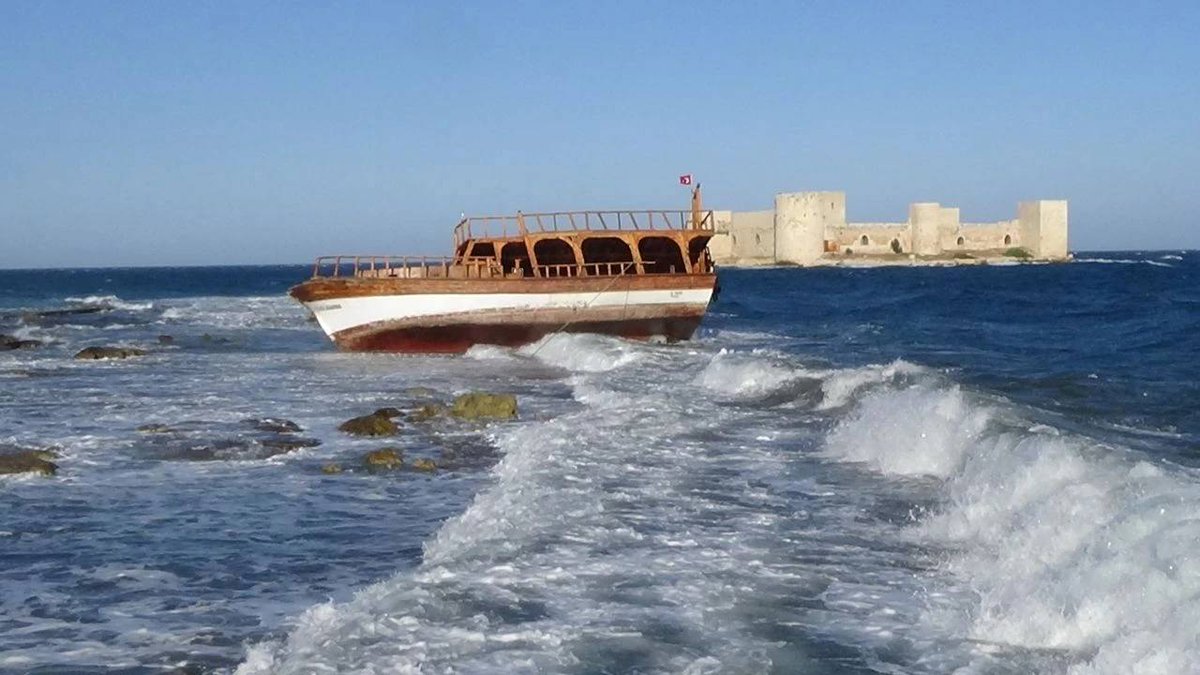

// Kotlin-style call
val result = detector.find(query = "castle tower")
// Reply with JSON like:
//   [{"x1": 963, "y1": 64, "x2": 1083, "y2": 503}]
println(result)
[
  {"x1": 909, "y1": 202, "x2": 942, "y2": 256},
  {"x1": 1018, "y1": 200, "x2": 1069, "y2": 259},
  {"x1": 775, "y1": 192, "x2": 845, "y2": 265}
]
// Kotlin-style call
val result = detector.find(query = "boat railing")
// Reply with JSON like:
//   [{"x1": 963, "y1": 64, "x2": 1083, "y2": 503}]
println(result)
[
  {"x1": 310, "y1": 255, "x2": 502, "y2": 279},
  {"x1": 535, "y1": 261, "x2": 678, "y2": 277},
  {"x1": 308, "y1": 256, "x2": 686, "y2": 280},
  {"x1": 454, "y1": 209, "x2": 714, "y2": 248}
]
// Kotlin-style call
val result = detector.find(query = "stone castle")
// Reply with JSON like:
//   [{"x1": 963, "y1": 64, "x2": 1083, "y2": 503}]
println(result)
[{"x1": 706, "y1": 192, "x2": 1068, "y2": 266}]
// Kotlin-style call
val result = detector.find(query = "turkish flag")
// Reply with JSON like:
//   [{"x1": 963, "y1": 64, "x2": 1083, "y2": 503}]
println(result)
[{"x1": 679, "y1": 174, "x2": 693, "y2": 186}]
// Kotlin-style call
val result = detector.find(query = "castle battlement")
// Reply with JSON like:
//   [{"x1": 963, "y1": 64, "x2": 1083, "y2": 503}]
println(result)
[{"x1": 707, "y1": 192, "x2": 1068, "y2": 267}]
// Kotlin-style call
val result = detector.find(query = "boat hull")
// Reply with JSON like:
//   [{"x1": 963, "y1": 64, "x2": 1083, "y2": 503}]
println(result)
[{"x1": 291, "y1": 275, "x2": 716, "y2": 353}]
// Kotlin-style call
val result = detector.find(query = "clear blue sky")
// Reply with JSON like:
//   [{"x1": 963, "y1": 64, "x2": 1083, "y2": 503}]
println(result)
[{"x1": 2, "y1": 1, "x2": 1198, "y2": 268}]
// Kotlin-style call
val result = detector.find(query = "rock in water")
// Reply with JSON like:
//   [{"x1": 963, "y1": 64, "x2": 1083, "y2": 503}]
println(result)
[
  {"x1": 450, "y1": 392, "x2": 518, "y2": 420},
  {"x1": 74, "y1": 346, "x2": 148, "y2": 360},
  {"x1": 338, "y1": 412, "x2": 399, "y2": 436},
  {"x1": 409, "y1": 458, "x2": 437, "y2": 472},
  {"x1": 0, "y1": 451, "x2": 58, "y2": 476},
  {"x1": 372, "y1": 407, "x2": 404, "y2": 419},
  {"x1": 260, "y1": 437, "x2": 321, "y2": 451},
  {"x1": 321, "y1": 463, "x2": 342, "y2": 474},
  {"x1": 363, "y1": 448, "x2": 404, "y2": 471}
]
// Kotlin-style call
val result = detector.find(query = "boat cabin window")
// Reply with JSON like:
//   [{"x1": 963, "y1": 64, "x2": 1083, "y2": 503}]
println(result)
[
  {"x1": 533, "y1": 238, "x2": 578, "y2": 277},
  {"x1": 469, "y1": 242, "x2": 496, "y2": 259},
  {"x1": 581, "y1": 237, "x2": 635, "y2": 276},
  {"x1": 500, "y1": 242, "x2": 533, "y2": 277},
  {"x1": 638, "y1": 237, "x2": 687, "y2": 274},
  {"x1": 687, "y1": 236, "x2": 711, "y2": 270}
]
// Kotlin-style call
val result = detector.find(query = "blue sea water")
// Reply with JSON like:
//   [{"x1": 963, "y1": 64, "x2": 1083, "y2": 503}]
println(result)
[{"x1": 0, "y1": 252, "x2": 1197, "y2": 674}]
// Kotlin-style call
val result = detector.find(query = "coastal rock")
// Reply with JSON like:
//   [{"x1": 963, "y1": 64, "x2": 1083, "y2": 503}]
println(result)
[
  {"x1": 409, "y1": 458, "x2": 437, "y2": 473},
  {"x1": 321, "y1": 463, "x2": 342, "y2": 474},
  {"x1": 409, "y1": 403, "x2": 449, "y2": 422},
  {"x1": 157, "y1": 335, "x2": 175, "y2": 345},
  {"x1": 404, "y1": 386, "x2": 439, "y2": 399},
  {"x1": 74, "y1": 346, "x2": 148, "y2": 360},
  {"x1": 137, "y1": 423, "x2": 174, "y2": 434},
  {"x1": 450, "y1": 392, "x2": 518, "y2": 420},
  {"x1": 338, "y1": 412, "x2": 399, "y2": 436},
  {"x1": 372, "y1": 407, "x2": 404, "y2": 419},
  {"x1": 363, "y1": 447, "x2": 404, "y2": 471},
  {"x1": 0, "y1": 451, "x2": 58, "y2": 476}
]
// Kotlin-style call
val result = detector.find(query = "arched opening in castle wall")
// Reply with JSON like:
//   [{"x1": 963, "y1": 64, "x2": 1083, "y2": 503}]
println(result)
[
  {"x1": 1004, "y1": 234, "x2": 1012, "y2": 245},
  {"x1": 638, "y1": 237, "x2": 687, "y2": 274}
]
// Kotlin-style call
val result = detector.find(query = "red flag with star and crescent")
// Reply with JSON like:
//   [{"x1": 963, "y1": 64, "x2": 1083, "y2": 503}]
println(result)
[{"x1": 679, "y1": 174, "x2": 693, "y2": 186}]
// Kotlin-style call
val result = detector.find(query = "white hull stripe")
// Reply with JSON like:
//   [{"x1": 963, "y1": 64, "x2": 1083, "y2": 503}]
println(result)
[{"x1": 305, "y1": 288, "x2": 713, "y2": 336}]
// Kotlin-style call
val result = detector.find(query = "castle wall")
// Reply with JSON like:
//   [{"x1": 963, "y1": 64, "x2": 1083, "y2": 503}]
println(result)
[
  {"x1": 705, "y1": 210, "x2": 735, "y2": 262},
  {"x1": 709, "y1": 191, "x2": 1067, "y2": 266},
  {"x1": 954, "y1": 221, "x2": 1019, "y2": 250},
  {"x1": 829, "y1": 224, "x2": 909, "y2": 255}
]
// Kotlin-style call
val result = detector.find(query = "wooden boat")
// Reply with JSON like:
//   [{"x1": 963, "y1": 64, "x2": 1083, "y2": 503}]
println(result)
[{"x1": 291, "y1": 187, "x2": 718, "y2": 353}]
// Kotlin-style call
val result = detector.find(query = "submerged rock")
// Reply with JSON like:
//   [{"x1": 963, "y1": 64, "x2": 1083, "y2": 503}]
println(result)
[
  {"x1": 450, "y1": 392, "x2": 518, "y2": 420},
  {"x1": 259, "y1": 436, "x2": 321, "y2": 451},
  {"x1": 321, "y1": 463, "x2": 342, "y2": 474},
  {"x1": 132, "y1": 420, "x2": 320, "y2": 461},
  {"x1": 244, "y1": 417, "x2": 303, "y2": 434},
  {"x1": 409, "y1": 458, "x2": 437, "y2": 473},
  {"x1": 409, "y1": 403, "x2": 449, "y2": 422},
  {"x1": 338, "y1": 412, "x2": 399, "y2": 437},
  {"x1": 157, "y1": 335, "x2": 175, "y2": 345},
  {"x1": 74, "y1": 346, "x2": 148, "y2": 360},
  {"x1": 1, "y1": 335, "x2": 41, "y2": 351},
  {"x1": 372, "y1": 407, "x2": 404, "y2": 419},
  {"x1": 404, "y1": 386, "x2": 439, "y2": 399},
  {"x1": 363, "y1": 447, "x2": 404, "y2": 471},
  {"x1": 0, "y1": 451, "x2": 58, "y2": 476}
]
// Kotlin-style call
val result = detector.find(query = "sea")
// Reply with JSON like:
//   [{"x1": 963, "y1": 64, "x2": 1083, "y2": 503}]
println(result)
[{"x1": 1, "y1": 252, "x2": 1197, "y2": 675}]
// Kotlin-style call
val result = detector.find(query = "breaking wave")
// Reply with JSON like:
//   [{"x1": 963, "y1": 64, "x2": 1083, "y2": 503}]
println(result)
[{"x1": 825, "y1": 381, "x2": 1200, "y2": 673}]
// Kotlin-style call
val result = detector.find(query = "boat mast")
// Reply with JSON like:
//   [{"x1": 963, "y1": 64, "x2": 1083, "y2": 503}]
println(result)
[{"x1": 691, "y1": 184, "x2": 703, "y2": 229}]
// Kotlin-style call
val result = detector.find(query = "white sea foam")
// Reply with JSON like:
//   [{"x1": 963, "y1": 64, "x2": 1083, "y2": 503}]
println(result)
[
  {"x1": 239, "y1": 344, "x2": 816, "y2": 673},
  {"x1": 517, "y1": 333, "x2": 644, "y2": 373},
  {"x1": 64, "y1": 294, "x2": 155, "y2": 311},
  {"x1": 1075, "y1": 257, "x2": 1173, "y2": 268}
]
